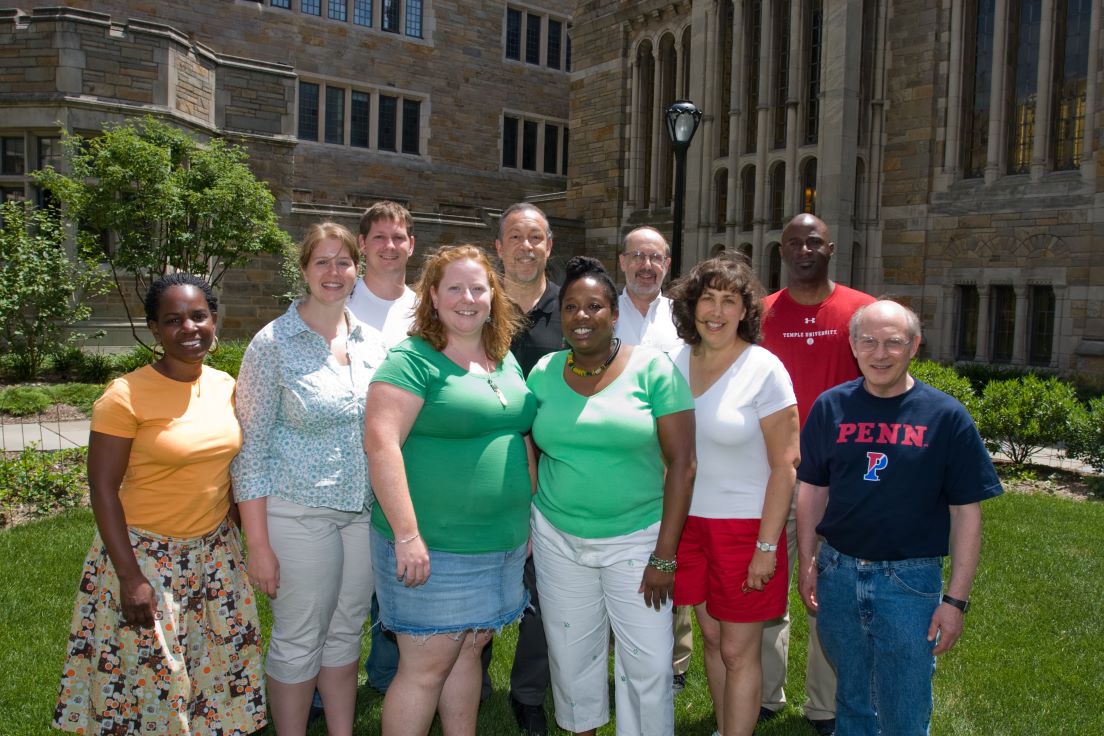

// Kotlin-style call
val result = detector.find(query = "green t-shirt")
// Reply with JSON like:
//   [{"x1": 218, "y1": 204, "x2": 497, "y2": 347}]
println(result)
[
  {"x1": 370, "y1": 337, "x2": 537, "y2": 553},
  {"x1": 527, "y1": 347, "x2": 694, "y2": 538}
]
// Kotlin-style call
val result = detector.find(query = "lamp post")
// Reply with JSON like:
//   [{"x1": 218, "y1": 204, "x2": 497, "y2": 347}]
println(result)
[{"x1": 665, "y1": 99, "x2": 702, "y2": 278}]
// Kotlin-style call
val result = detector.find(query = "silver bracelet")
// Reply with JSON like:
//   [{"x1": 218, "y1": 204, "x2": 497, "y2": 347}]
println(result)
[{"x1": 397, "y1": 532, "x2": 421, "y2": 544}]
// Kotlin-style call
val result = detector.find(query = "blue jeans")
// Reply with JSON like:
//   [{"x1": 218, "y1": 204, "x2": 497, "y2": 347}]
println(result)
[
  {"x1": 815, "y1": 543, "x2": 942, "y2": 736},
  {"x1": 365, "y1": 594, "x2": 399, "y2": 692}
]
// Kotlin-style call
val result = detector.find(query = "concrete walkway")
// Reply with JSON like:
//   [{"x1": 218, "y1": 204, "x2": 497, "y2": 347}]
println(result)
[
  {"x1": 1, "y1": 419, "x2": 91, "y2": 452},
  {"x1": 1, "y1": 418, "x2": 1099, "y2": 476}
]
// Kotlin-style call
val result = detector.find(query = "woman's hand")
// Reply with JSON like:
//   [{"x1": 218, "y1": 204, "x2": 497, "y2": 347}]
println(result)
[
  {"x1": 247, "y1": 542, "x2": 281, "y2": 597},
  {"x1": 744, "y1": 548, "x2": 777, "y2": 592},
  {"x1": 395, "y1": 535, "x2": 431, "y2": 587},
  {"x1": 639, "y1": 566, "x2": 675, "y2": 611},
  {"x1": 118, "y1": 573, "x2": 158, "y2": 628}
]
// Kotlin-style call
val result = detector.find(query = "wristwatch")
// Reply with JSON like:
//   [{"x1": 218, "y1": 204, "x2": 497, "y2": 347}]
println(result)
[
  {"x1": 941, "y1": 594, "x2": 970, "y2": 613},
  {"x1": 755, "y1": 540, "x2": 778, "y2": 552}
]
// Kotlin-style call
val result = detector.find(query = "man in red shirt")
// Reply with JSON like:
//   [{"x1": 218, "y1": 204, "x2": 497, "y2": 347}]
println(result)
[{"x1": 758, "y1": 213, "x2": 875, "y2": 736}]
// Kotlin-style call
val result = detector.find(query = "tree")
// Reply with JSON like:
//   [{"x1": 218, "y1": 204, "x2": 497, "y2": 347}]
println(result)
[
  {"x1": 0, "y1": 201, "x2": 107, "y2": 378},
  {"x1": 35, "y1": 117, "x2": 292, "y2": 340}
]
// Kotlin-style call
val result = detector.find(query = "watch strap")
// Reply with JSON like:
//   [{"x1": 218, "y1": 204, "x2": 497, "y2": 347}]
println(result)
[{"x1": 941, "y1": 594, "x2": 969, "y2": 613}]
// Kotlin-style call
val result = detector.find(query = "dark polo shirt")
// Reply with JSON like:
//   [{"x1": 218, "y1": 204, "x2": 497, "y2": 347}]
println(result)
[{"x1": 510, "y1": 281, "x2": 562, "y2": 376}]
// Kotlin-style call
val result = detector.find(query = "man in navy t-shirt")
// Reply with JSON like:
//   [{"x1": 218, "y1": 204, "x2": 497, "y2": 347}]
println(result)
[{"x1": 796, "y1": 300, "x2": 1002, "y2": 736}]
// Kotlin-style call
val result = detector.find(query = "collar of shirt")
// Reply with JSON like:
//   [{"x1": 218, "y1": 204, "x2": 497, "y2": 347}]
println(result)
[{"x1": 274, "y1": 300, "x2": 365, "y2": 345}]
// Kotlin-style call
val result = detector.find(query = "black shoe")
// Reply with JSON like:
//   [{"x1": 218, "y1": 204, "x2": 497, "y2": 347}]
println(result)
[
  {"x1": 758, "y1": 706, "x2": 782, "y2": 723},
  {"x1": 510, "y1": 695, "x2": 548, "y2": 735},
  {"x1": 807, "y1": 717, "x2": 836, "y2": 736},
  {"x1": 672, "y1": 673, "x2": 687, "y2": 694}
]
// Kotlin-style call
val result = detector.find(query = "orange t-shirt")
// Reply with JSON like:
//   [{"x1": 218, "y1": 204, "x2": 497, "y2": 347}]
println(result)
[{"x1": 91, "y1": 364, "x2": 242, "y2": 538}]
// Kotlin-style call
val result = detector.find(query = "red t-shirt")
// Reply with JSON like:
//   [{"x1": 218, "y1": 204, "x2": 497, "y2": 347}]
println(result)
[{"x1": 760, "y1": 284, "x2": 876, "y2": 427}]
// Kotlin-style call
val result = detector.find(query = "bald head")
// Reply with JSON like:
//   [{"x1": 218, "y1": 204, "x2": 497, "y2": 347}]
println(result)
[
  {"x1": 849, "y1": 300, "x2": 922, "y2": 341},
  {"x1": 780, "y1": 214, "x2": 834, "y2": 288}
]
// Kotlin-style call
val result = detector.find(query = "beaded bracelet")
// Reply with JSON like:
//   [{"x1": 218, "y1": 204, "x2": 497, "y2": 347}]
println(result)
[{"x1": 647, "y1": 553, "x2": 677, "y2": 573}]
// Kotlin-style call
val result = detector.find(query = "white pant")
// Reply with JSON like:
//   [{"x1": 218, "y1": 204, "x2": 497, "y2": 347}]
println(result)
[
  {"x1": 265, "y1": 496, "x2": 374, "y2": 684},
  {"x1": 531, "y1": 507, "x2": 674, "y2": 736}
]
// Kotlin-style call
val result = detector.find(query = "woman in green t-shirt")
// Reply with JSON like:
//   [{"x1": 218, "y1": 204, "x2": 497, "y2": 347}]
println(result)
[
  {"x1": 364, "y1": 245, "x2": 537, "y2": 736},
  {"x1": 527, "y1": 256, "x2": 696, "y2": 736}
]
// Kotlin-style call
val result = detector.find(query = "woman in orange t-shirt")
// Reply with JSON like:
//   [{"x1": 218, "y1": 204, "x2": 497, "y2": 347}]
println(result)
[{"x1": 54, "y1": 273, "x2": 267, "y2": 736}]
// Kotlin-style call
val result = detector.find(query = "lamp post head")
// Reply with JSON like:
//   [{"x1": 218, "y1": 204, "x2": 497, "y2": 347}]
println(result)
[{"x1": 665, "y1": 100, "x2": 702, "y2": 151}]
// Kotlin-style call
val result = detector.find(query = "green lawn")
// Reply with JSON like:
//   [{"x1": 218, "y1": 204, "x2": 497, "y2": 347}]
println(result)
[{"x1": 2, "y1": 492, "x2": 1101, "y2": 735}]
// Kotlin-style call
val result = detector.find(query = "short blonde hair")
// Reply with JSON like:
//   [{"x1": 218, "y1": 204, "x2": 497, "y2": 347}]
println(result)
[
  {"x1": 411, "y1": 245, "x2": 524, "y2": 361},
  {"x1": 299, "y1": 222, "x2": 360, "y2": 270}
]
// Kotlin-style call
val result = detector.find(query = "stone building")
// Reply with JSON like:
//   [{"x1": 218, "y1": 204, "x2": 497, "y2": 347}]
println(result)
[
  {"x1": 566, "y1": 0, "x2": 1104, "y2": 376},
  {"x1": 1, "y1": 1, "x2": 579, "y2": 340}
]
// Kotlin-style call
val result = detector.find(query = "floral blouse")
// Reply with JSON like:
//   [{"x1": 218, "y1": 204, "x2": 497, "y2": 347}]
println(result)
[{"x1": 232, "y1": 301, "x2": 381, "y2": 511}]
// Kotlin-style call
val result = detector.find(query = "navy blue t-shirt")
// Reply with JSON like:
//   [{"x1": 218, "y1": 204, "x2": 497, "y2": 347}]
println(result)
[{"x1": 798, "y1": 377, "x2": 1003, "y2": 560}]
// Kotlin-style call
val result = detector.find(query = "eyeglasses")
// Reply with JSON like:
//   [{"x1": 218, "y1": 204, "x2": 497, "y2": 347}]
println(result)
[
  {"x1": 624, "y1": 251, "x2": 669, "y2": 266},
  {"x1": 854, "y1": 336, "x2": 911, "y2": 355}
]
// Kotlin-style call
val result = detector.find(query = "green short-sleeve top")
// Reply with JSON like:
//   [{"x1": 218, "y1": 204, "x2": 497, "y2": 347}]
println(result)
[
  {"x1": 370, "y1": 336, "x2": 537, "y2": 553},
  {"x1": 527, "y1": 347, "x2": 694, "y2": 539}
]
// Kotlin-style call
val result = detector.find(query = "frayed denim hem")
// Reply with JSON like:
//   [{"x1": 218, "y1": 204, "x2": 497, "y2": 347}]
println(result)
[{"x1": 382, "y1": 590, "x2": 530, "y2": 643}]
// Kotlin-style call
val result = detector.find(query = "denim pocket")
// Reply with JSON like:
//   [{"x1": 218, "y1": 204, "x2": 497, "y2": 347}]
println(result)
[
  {"x1": 889, "y1": 564, "x2": 942, "y2": 597},
  {"x1": 815, "y1": 551, "x2": 839, "y2": 576}
]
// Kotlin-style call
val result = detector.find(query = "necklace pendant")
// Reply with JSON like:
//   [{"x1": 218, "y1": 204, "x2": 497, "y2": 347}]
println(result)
[{"x1": 487, "y1": 377, "x2": 508, "y2": 408}]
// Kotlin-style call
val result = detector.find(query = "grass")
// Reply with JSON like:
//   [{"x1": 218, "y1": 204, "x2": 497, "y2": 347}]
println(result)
[
  {"x1": 1, "y1": 493, "x2": 1101, "y2": 735},
  {"x1": 0, "y1": 384, "x2": 105, "y2": 417}
]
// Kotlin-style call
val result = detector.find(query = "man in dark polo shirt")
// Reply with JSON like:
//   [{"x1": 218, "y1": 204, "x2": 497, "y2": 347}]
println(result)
[{"x1": 491, "y1": 202, "x2": 561, "y2": 735}]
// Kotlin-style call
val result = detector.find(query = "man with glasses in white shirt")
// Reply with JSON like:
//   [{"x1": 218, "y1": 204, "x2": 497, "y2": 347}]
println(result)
[{"x1": 615, "y1": 226, "x2": 682, "y2": 354}]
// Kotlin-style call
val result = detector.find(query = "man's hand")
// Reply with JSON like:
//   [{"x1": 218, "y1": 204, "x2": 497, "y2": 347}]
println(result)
[
  {"x1": 928, "y1": 602, "x2": 965, "y2": 655},
  {"x1": 798, "y1": 560, "x2": 818, "y2": 613}
]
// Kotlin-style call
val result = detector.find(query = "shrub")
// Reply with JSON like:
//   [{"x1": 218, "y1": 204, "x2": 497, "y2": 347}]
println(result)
[
  {"x1": 110, "y1": 345, "x2": 155, "y2": 376},
  {"x1": 49, "y1": 345, "x2": 87, "y2": 380},
  {"x1": 0, "y1": 201, "x2": 107, "y2": 379},
  {"x1": 0, "y1": 386, "x2": 52, "y2": 417},
  {"x1": 1066, "y1": 396, "x2": 1104, "y2": 473},
  {"x1": 45, "y1": 384, "x2": 105, "y2": 414},
  {"x1": 76, "y1": 352, "x2": 116, "y2": 384},
  {"x1": 975, "y1": 374, "x2": 1082, "y2": 466},
  {"x1": 205, "y1": 339, "x2": 248, "y2": 378},
  {"x1": 0, "y1": 445, "x2": 88, "y2": 520},
  {"x1": 911, "y1": 360, "x2": 978, "y2": 416}
]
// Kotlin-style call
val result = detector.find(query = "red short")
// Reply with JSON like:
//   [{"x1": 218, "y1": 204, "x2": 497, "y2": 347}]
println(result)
[{"x1": 673, "y1": 516, "x2": 789, "y2": 623}]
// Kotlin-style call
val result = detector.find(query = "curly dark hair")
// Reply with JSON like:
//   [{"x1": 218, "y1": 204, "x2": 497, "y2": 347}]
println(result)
[
  {"x1": 559, "y1": 255, "x2": 618, "y2": 308},
  {"x1": 144, "y1": 273, "x2": 218, "y2": 323},
  {"x1": 668, "y1": 254, "x2": 763, "y2": 345}
]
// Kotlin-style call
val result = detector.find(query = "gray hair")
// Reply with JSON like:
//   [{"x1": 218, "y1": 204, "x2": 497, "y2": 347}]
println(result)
[
  {"x1": 497, "y1": 203, "x2": 552, "y2": 242},
  {"x1": 849, "y1": 300, "x2": 922, "y2": 341}
]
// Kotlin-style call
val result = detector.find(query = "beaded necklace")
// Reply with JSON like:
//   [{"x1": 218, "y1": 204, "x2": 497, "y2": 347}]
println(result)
[{"x1": 567, "y1": 338, "x2": 622, "y2": 377}]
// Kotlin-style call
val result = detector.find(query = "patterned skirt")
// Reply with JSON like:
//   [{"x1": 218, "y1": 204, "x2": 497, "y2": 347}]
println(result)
[{"x1": 54, "y1": 518, "x2": 267, "y2": 735}]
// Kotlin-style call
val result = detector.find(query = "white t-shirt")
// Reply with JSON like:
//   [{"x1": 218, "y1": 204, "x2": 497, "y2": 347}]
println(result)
[
  {"x1": 347, "y1": 279, "x2": 417, "y2": 357},
  {"x1": 671, "y1": 343, "x2": 796, "y2": 519},
  {"x1": 614, "y1": 290, "x2": 681, "y2": 353}
]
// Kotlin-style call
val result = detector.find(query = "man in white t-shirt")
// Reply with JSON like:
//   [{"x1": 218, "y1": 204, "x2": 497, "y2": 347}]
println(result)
[
  {"x1": 350, "y1": 200, "x2": 417, "y2": 696},
  {"x1": 614, "y1": 226, "x2": 681, "y2": 353},
  {"x1": 347, "y1": 200, "x2": 417, "y2": 354},
  {"x1": 613, "y1": 226, "x2": 691, "y2": 692}
]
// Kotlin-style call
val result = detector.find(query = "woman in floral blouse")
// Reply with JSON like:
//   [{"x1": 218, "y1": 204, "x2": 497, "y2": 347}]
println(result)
[{"x1": 232, "y1": 222, "x2": 382, "y2": 735}]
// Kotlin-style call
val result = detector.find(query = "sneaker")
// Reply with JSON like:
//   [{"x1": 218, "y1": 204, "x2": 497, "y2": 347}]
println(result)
[
  {"x1": 757, "y1": 706, "x2": 782, "y2": 723},
  {"x1": 510, "y1": 695, "x2": 548, "y2": 736},
  {"x1": 807, "y1": 717, "x2": 836, "y2": 736},
  {"x1": 672, "y1": 673, "x2": 687, "y2": 694}
]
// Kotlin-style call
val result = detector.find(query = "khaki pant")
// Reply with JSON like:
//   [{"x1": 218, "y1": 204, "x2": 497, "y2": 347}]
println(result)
[
  {"x1": 760, "y1": 490, "x2": 837, "y2": 721},
  {"x1": 672, "y1": 606, "x2": 693, "y2": 675}
]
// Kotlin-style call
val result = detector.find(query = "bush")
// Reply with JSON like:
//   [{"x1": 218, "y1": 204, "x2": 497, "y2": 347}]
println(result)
[
  {"x1": 0, "y1": 386, "x2": 53, "y2": 416},
  {"x1": 109, "y1": 345, "x2": 155, "y2": 377},
  {"x1": 1066, "y1": 396, "x2": 1104, "y2": 472},
  {"x1": 48, "y1": 345, "x2": 87, "y2": 380},
  {"x1": 45, "y1": 384, "x2": 105, "y2": 414},
  {"x1": 975, "y1": 374, "x2": 1082, "y2": 466},
  {"x1": 0, "y1": 445, "x2": 87, "y2": 520},
  {"x1": 76, "y1": 352, "x2": 116, "y2": 384},
  {"x1": 0, "y1": 201, "x2": 107, "y2": 379},
  {"x1": 911, "y1": 360, "x2": 978, "y2": 416},
  {"x1": 205, "y1": 339, "x2": 248, "y2": 378}
]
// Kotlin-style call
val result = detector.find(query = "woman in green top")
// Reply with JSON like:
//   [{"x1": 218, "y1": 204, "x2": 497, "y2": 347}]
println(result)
[
  {"x1": 527, "y1": 256, "x2": 696, "y2": 736},
  {"x1": 364, "y1": 244, "x2": 537, "y2": 736}
]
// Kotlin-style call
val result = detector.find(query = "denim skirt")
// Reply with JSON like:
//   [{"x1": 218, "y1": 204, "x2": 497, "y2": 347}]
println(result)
[{"x1": 371, "y1": 527, "x2": 528, "y2": 636}]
